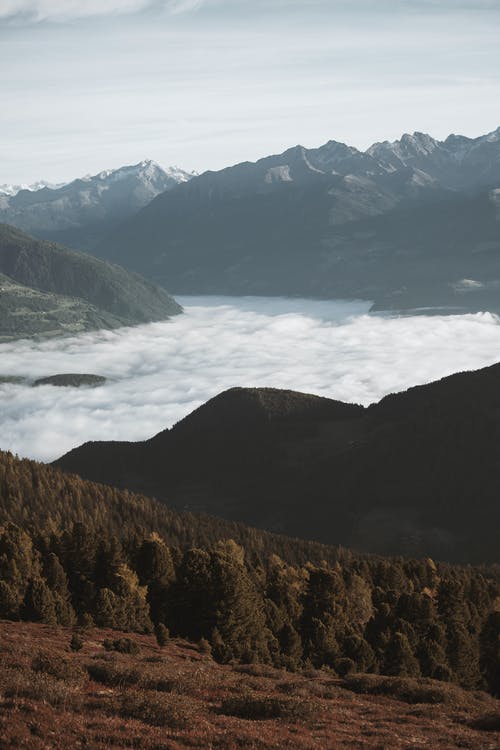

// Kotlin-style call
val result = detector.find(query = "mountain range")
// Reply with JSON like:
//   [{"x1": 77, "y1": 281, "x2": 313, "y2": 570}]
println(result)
[
  {"x1": 86, "y1": 127, "x2": 500, "y2": 312},
  {"x1": 0, "y1": 180, "x2": 66, "y2": 196},
  {"x1": 55, "y1": 360, "x2": 500, "y2": 565},
  {"x1": 0, "y1": 224, "x2": 181, "y2": 341},
  {"x1": 0, "y1": 160, "x2": 194, "y2": 252}
]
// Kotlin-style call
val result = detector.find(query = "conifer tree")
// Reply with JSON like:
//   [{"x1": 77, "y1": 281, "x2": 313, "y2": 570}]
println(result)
[
  {"x1": 22, "y1": 578, "x2": 57, "y2": 624},
  {"x1": 480, "y1": 611, "x2": 500, "y2": 696},
  {"x1": 300, "y1": 567, "x2": 346, "y2": 667},
  {"x1": 43, "y1": 552, "x2": 75, "y2": 625},
  {"x1": 0, "y1": 524, "x2": 41, "y2": 618},
  {"x1": 383, "y1": 632, "x2": 420, "y2": 677},
  {"x1": 209, "y1": 540, "x2": 272, "y2": 663},
  {"x1": 154, "y1": 622, "x2": 169, "y2": 648}
]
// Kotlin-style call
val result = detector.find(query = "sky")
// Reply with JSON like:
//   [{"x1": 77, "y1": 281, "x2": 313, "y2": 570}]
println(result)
[
  {"x1": 1, "y1": 0, "x2": 500, "y2": 183},
  {"x1": 2, "y1": 296, "x2": 500, "y2": 462}
]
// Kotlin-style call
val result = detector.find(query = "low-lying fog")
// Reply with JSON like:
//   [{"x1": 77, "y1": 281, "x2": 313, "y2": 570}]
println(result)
[{"x1": 2, "y1": 296, "x2": 500, "y2": 462}]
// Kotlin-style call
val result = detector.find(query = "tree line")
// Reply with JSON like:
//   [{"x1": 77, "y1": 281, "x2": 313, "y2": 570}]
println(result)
[
  {"x1": 0, "y1": 449, "x2": 498, "y2": 695},
  {"x1": 0, "y1": 521, "x2": 498, "y2": 695}
]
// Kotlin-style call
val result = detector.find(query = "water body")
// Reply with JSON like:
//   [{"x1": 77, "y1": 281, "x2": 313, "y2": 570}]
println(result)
[{"x1": 1, "y1": 295, "x2": 500, "y2": 462}]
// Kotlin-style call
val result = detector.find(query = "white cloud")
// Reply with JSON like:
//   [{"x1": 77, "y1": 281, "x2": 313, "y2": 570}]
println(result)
[
  {"x1": 3, "y1": 0, "x2": 497, "y2": 23},
  {"x1": 167, "y1": 0, "x2": 204, "y2": 13},
  {"x1": 0, "y1": 0, "x2": 203, "y2": 21},
  {"x1": 1, "y1": 296, "x2": 500, "y2": 462}
]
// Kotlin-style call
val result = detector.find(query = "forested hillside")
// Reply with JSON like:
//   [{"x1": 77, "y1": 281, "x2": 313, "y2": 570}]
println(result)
[
  {"x1": 0, "y1": 450, "x2": 499, "y2": 696},
  {"x1": 56, "y1": 366, "x2": 500, "y2": 564},
  {"x1": 0, "y1": 224, "x2": 181, "y2": 340}
]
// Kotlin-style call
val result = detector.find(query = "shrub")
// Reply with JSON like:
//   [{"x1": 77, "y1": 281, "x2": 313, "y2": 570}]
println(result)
[
  {"x1": 31, "y1": 651, "x2": 87, "y2": 685},
  {"x1": 233, "y1": 664, "x2": 281, "y2": 679},
  {"x1": 87, "y1": 662, "x2": 141, "y2": 687},
  {"x1": 198, "y1": 637, "x2": 212, "y2": 655},
  {"x1": 111, "y1": 689, "x2": 194, "y2": 728},
  {"x1": 469, "y1": 713, "x2": 500, "y2": 732},
  {"x1": 154, "y1": 622, "x2": 170, "y2": 648},
  {"x1": 219, "y1": 693, "x2": 316, "y2": 721},
  {"x1": 70, "y1": 633, "x2": 84, "y2": 652},
  {"x1": 103, "y1": 637, "x2": 140, "y2": 655},
  {"x1": 341, "y1": 674, "x2": 464, "y2": 705},
  {"x1": 335, "y1": 657, "x2": 356, "y2": 677},
  {"x1": 3, "y1": 667, "x2": 83, "y2": 708},
  {"x1": 79, "y1": 612, "x2": 94, "y2": 628}
]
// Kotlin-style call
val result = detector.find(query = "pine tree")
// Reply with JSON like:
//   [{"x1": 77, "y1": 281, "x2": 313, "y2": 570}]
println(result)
[
  {"x1": 480, "y1": 612, "x2": 500, "y2": 696},
  {"x1": 137, "y1": 536, "x2": 175, "y2": 624},
  {"x1": 383, "y1": 632, "x2": 420, "y2": 677},
  {"x1": 94, "y1": 587, "x2": 119, "y2": 628},
  {"x1": 43, "y1": 552, "x2": 75, "y2": 626},
  {"x1": 278, "y1": 623, "x2": 303, "y2": 668},
  {"x1": 300, "y1": 567, "x2": 346, "y2": 667},
  {"x1": 209, "y1": 540, "x2": 272, "y2": 663},
  {"x1": 154, "y1": 622, "x2": 170, "y2": 648},
  {"x1": 22, "y1": 578, "x2": 57, "y2": 624},
  {"x1": 0, "y1": 523, "x2": 41, "y2": 617}
]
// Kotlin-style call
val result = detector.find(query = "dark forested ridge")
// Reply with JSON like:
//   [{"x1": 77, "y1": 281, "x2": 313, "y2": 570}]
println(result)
[
  {"x1": 0, "y1": 449, "x2": 499, "y2": 695},
  {"x1": 0, "y1": 223, "x2": 181, "y2": 340},
  {"x1": 56, "y1": 364, "x2": 500, "y2": 564}
]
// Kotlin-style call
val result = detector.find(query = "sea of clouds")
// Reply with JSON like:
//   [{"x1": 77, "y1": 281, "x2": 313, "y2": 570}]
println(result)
[{"x1": 1, "y1": 296, "x2": 500, "y2": 462}]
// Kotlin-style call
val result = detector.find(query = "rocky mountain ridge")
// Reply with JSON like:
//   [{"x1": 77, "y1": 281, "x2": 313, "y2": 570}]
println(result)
[
  {"x1": 0, "y1": 160, "x2": 195, "y2": 251},
  {"x1": 92, "y1": 127, "x2": 500, "y2": 311}
]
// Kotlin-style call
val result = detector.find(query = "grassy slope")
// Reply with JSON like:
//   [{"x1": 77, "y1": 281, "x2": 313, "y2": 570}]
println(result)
[
  {"x1": 0, "y1": 272, "x2": 124, "y2": 342},
  {"x1": 0, "y1": 620, "x2": 498, "y2": 750}
]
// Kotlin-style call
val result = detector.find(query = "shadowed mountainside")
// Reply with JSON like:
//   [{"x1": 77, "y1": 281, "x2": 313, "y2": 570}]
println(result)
[
  {"x1": 55, "y1": 363, "x2": 500, "y2": 564},
  {"x1": 94, "y1": 128, "x2": 500, "y2": 312}
]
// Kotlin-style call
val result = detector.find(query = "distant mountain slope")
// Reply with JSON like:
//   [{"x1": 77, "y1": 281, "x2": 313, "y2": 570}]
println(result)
[
  {"x1": 0, "y1": 273, "x2": 126, "y2": 341},
  {"x1": 368, "y1": 127, "x2": 500, "y2": 190},
  {"x1": 0, "y1": 160, "x2": 194, "y2": 251},
  {"x1": 55, "y1": 364, "x2": 500, "y2": 564},
  {"x1": 0, "y1": 224, "x2": 181, "y2": 340},
  {"x1": 94, "y1": 128, "x2": 500, "y2": 312}
]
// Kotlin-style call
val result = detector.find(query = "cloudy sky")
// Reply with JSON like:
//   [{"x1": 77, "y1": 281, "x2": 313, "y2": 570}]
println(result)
[
  {"x1": 3, "y1": 297, "x2": 500, "y2": 462},
  {"x1": 1, "y1": 0, "x2": 499, "y2": 182}
]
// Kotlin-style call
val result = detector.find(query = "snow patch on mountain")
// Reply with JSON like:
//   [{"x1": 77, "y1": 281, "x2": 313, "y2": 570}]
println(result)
[
  {"x1": 0, "y1": 180, "x2": 66, "y2": 197},
  {"x1": 0, "y1": 160, "x2": 196, "y2": 244}
]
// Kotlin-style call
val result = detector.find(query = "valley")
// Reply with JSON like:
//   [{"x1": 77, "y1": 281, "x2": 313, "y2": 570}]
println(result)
[{"x1": 2, "y1": 3, "x2": 500, "y2": 747}]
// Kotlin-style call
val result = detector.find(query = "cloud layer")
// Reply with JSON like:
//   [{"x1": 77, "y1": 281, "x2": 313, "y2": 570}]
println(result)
[
  {"x1": 2, "y1": 0, "x2": 498, "y2": 22},
  {"x1": 0, "y1": 0, "x2": 203, "y2": 21},
  {"x1": 1, "y1": 297, "x2": 500, "y2": 463}
]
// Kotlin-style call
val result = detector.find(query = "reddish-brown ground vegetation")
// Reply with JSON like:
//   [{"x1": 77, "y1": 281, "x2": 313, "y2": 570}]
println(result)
[{"x1": 0, "y1": 620, "x2": 498, "y2": 749}]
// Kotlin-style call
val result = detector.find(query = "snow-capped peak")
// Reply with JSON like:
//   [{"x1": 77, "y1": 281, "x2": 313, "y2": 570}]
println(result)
[
  {"x1": 0, "y1": 180, "x2": 66, "y2": 197},
  {"x1": 392, "y1": 132, "x2": 438, "y2": 158},
  {"x1": 78, "y1": 160, "x2": 195, "y2": 186},
  {"x1": 485, "y1": 126, "x2": 500, "y2": 143}
]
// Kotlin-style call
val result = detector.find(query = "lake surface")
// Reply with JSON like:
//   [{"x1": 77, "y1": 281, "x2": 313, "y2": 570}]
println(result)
[{"x1": 1, "y1": 295, "x2": 500, "y2": 462}]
